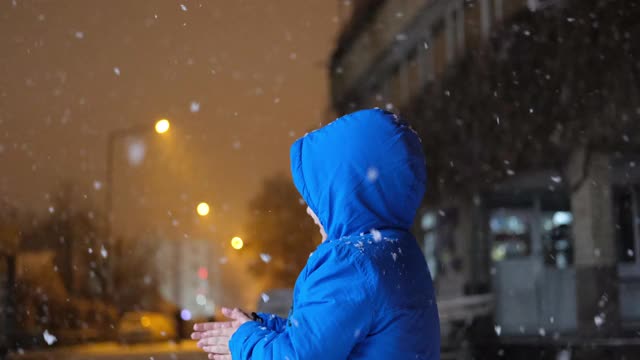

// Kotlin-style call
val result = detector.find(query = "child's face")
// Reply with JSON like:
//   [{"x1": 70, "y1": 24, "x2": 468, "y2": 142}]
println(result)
[{"x1": 306, "y1": 206, "x2": 327, "y2": 242}]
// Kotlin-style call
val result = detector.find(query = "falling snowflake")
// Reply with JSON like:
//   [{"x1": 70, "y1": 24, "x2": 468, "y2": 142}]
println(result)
[
  {"x1": 550, "y1": 176, "x2": 562, "y2": 183},
  {"x1": 43, "y1": 329, "x2": 57, "y2": 345},
  {"x1": 494, "y1": 325, "x2": 502, "y2": 336},
  {"x1": 190, "y1": 101, "x2": 200, "y2": 113},
  {"x1": 260, "y1": 253, "x2": 272, "y2": 263},
  {"x1": 594, "y1": 313, "x2": 605, "y2": 327},
  {"x1": 538, "y1": 328, "x2": 546, "y2": 336},
  {"x1": 366, "y1": 167, "x2": 379, "y2": 182},
  {"x1": 93, "y1": 180, "x2": 103, "y2": 190},
  {"x1": 74, "y1": 31, "x2": 84, "y2": 39},
  {"x1": 261, "y1": 293, "x2": 270, "y2": 303},
  {"x1": 100, "y1": 245, "x2": 108, "y2": 258},
  {"x1": 371, "y1": 228, "x2": 382, "y2": 242},
  {"x1": 391, "y1": 252, "x2": 397, "y2": 261},
  {"x1": 180, "y1": 4, "x2": 188, "y2": 11},
  {"x1": 113, "y1": 67, "x2": 121, "y2": 76}
]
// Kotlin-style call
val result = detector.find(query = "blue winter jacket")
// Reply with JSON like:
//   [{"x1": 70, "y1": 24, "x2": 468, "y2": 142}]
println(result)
[{"x1": 229, "y1": 108, "x2": 440, "y2": 359}]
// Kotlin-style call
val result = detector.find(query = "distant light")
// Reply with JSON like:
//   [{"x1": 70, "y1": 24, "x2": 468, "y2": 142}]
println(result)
[
  {"x1": 140, "y1": 316, "x2": 151, "y2": 328},
  {"x1": 155, "y1": 119, "x2": 170, "y2": 134},
  {"x1": 196, "y1": 202, "x2": 210, "y2": 216},
  {"x1": 127, "y1": 140, "x2": 146, "y2": 166},
  {"x1": 196, "y1": 294, "x2": 207, "y2": 306},
  {"x1": 180, "y1": 309, "x2": 192, "y2": 321},
  {"x1": 231, "y1": 237, "x2": 243, "y2": 250},
  {"x1": 198, "y1": 266, "x2": 208, "y2": 280},
  {"x1": 552, "y1": 211, "x2": 573, "y2": 226}
]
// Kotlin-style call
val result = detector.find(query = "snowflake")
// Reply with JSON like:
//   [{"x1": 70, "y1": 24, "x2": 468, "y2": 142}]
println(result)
[
  {"x1": 43, "y1": 330, "x2": 57, "y2": 345},
  {"x1": 494, "y1": 325, "x2": 502, "y2": 336},
  {"x1": 366, "y1": 167, "x2": 379, "y2": 182},
  {"x1": 594, "y1": 313, "x2": 605, "y2": 327},
  {"x1": 370, "y1": 229, "x2": 382, "y2": 242}
]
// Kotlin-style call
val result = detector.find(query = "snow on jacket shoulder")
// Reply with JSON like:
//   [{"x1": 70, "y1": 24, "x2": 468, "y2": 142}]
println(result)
[{"x1": 229, "y1": 108, "x2": 440, "y2": 359}]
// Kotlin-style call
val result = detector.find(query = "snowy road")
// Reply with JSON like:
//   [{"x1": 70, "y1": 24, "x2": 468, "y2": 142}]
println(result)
[{"x1": 7, "y1": 340, "x2": 206, "y2": 360}]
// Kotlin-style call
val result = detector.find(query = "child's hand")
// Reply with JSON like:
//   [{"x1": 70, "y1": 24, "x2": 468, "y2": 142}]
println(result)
[{"x1": 191, "y1": 307, "x2": 252, "y2": 359}]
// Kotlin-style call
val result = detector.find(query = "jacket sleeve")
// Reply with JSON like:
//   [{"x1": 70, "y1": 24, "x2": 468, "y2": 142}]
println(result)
[
  {"x1": 229, "y1": 247, "x2": 374, "y2": 360},
  {"x1": 254, "y1": 312, "x2": 288, "y2": 333}
]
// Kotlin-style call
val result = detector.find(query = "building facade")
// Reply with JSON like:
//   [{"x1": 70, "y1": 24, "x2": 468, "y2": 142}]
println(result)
[{"x1": 330, "y1": 0, "x2": 640, "y2": 357}]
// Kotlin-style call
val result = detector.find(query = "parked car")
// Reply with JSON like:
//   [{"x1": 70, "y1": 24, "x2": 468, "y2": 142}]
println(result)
[{"x1": 116, "y1": 311, "x2": 176, "y2": 343}]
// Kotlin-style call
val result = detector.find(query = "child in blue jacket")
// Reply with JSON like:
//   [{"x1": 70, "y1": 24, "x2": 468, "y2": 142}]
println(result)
[{"x1": 191, "y1": 109, "x2": 440, "y2": 359}]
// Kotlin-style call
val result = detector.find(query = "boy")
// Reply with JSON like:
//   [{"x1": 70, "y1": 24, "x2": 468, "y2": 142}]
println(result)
[{"x1": 191, "y1": 109, "x2": 440, "y2": 359}]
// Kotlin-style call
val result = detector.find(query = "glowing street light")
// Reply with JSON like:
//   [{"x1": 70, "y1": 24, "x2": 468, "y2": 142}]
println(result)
[
  {"x1": 231, "y1": 236, "x2": 244, "y2": 250},
  {"x1": 155, "y1": 119, "x2": 170, "y2": 134},
  {"x1": 196, "y1": 202, "x2": 210, "y2": 216}
]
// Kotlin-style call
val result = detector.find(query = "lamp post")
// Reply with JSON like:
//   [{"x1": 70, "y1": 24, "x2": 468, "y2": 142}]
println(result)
[{"x1": 105, "y1": 119, "x2": 170, "y2": 297}]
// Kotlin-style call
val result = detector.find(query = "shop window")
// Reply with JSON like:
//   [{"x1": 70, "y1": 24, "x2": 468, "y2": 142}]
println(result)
[{"x1": 489, "y1": 209, "x2": 530, "y2": 261}]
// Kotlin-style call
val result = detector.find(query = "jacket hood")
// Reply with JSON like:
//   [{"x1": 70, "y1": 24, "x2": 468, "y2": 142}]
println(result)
[{"x1": 290, "y1": 108, "x2": 427, "y2": 240}]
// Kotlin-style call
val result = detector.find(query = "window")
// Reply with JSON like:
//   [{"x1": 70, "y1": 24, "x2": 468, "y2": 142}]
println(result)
[
  {"x1": 489, "y1": 209, "x2": 531, "y2": 261},
  {"x1": 614, "y1": 186, "x2": 639, "y2": 263}
]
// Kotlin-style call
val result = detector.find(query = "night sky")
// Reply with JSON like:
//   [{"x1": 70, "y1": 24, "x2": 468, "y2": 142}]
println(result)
[{"x1": 0, "y1": 1, "x2": 340, "y2": 244}]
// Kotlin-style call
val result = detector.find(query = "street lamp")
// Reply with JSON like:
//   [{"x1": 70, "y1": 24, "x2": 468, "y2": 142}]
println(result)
[
  {"x1": 196, "y1": 202, "x2": 210, "y2": 217},
  {"x1": 105, "y1": 119, "x2": 171, "y2": 297},
  {"x1": 231, "y1": 237, "x2": 244, "y2": 250},
  {"x1": 155, "y1": 119, "x2": 170, "y2": 134}
]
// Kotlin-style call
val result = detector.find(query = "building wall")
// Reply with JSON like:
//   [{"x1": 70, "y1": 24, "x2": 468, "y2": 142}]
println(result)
[{"x1": 331, "y1": 0, "x2": 531, "y2": 112}]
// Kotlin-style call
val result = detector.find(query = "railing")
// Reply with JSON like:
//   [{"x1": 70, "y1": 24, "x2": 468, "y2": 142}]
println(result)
[{"x1": 438, "y1": 293, "x2": 494, "y2": 323}]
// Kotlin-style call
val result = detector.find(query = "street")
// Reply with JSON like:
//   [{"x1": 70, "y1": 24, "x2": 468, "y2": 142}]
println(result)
[{"x1": 7, "y1": 340, "x2": 205, "y2": 360}]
